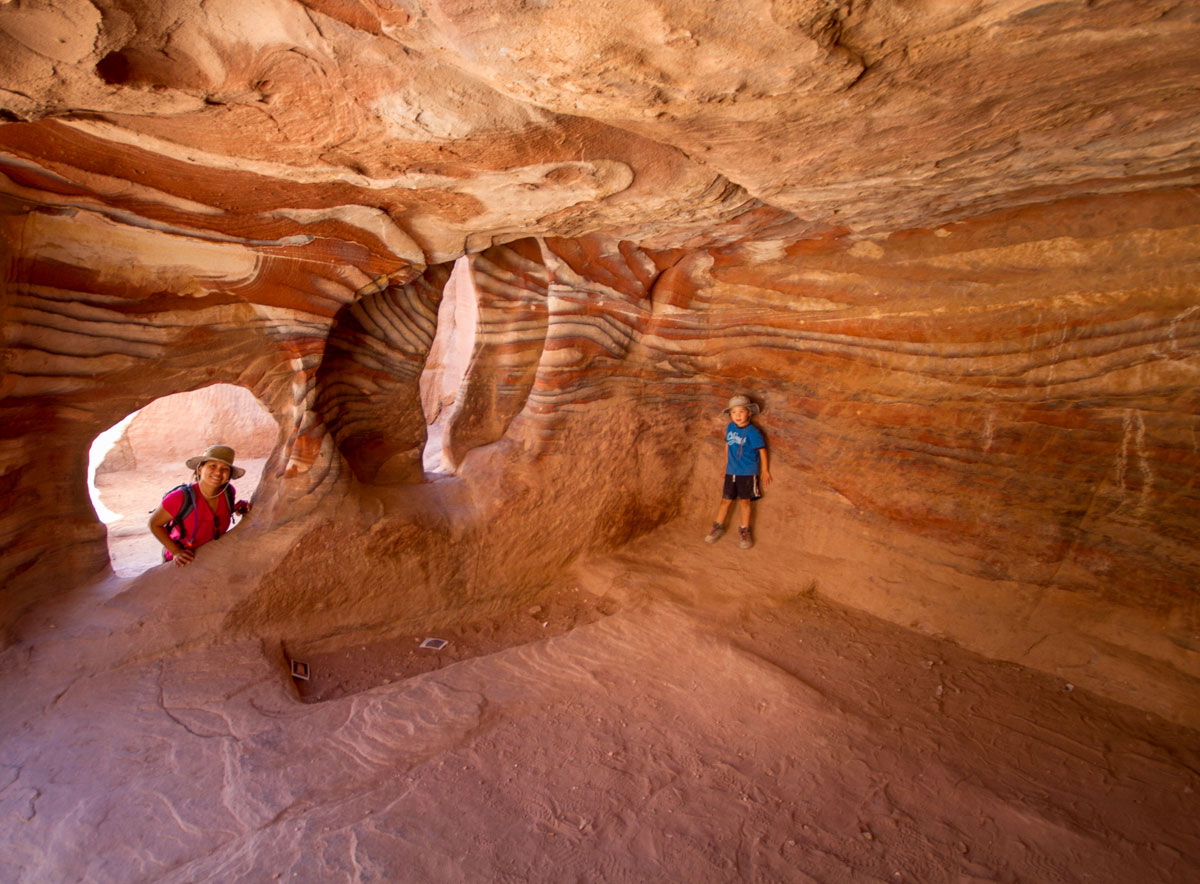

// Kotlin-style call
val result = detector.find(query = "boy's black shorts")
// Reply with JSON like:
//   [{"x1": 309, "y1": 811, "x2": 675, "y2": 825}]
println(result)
[{"x1": 722, "y1": 474, "x2": 762, "y2": 501}]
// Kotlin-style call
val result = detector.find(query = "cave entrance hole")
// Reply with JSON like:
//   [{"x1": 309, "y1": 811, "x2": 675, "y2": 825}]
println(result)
[
  {"x1": 86, "y1": 384, "x2": 277, "y2": 577},
  {"x1": 420, "y1": 255, "x2": 476, "y2": 475}
]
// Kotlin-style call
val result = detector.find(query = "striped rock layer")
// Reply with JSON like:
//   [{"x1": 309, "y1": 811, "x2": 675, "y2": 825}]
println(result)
[{"x1": 1, "y1": 1, "x2": 1199, "y2": 723}]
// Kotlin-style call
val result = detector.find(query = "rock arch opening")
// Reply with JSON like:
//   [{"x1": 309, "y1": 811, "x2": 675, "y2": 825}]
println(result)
[
  {"x1": 420, "y1": 255, "x2": 476, "y2": 475},
  {"x1": 87, "y1": 384, "x2": 277, "y2": 577}
]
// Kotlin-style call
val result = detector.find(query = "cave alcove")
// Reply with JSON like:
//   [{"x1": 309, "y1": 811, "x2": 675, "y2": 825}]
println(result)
[{"x1": 87, "y1": 383, "x2": 278, "y2": 577}]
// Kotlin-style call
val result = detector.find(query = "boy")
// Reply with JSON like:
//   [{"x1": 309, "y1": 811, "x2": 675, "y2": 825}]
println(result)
[{"x1": 705, "y1": 394, "x2": 771, "y2": 549}]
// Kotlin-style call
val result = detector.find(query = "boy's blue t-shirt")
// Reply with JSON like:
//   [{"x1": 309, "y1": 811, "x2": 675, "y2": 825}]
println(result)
[{"x1": 725, "y1": 422, "x2": 765, "y2": 475}]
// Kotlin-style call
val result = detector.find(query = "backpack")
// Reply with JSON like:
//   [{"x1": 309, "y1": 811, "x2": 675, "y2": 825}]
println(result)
[{"x1": 163, "y1": 483, "x2": 236, "y2": 550}]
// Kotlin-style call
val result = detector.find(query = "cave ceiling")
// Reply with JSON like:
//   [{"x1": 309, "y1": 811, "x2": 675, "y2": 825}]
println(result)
[{"x1": 2, "y1": 0, "x2": 1198, "y2": 270}]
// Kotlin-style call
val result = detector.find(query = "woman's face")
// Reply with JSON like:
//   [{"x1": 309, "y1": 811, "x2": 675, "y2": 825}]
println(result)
[{"x1": 197, "y1": 460, "x2": 231, "y2": 489}]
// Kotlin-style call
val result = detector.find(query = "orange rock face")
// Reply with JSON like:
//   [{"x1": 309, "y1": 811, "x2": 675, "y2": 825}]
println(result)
[{"x1": 1, "y1": 0, "x2": 1199, "y2": 727}]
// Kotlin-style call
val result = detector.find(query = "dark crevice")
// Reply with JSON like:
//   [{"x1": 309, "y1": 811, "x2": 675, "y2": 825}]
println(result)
[{"x1": 95, "y1": 51, "x2": 133, "y2": 86}]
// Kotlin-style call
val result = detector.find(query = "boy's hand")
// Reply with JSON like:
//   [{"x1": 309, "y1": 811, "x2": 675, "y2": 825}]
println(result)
[{"x1": 762, "y1": 470, "x2": 772, "y2": 486}]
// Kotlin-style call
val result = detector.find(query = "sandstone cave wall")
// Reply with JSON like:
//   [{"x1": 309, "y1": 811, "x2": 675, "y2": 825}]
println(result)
[
  {"x1": 677, "y1": 187, "x2": 1200, "y2": 720},
  {"x1": 219, "y1": 235, "x2": 713, "y2": 644},
  {"x1": 1, "y1": 172, "x2": 1198, "y2": 722},
  {"x1": 0, "y1": 212, "x2": 712, "y2": 648},
  {"x1": 221, "y1": 187, "x2": 1200, "y2": 725},
  {"x1": 0, "y1": 186, "x2": 396, "y2": 632},
  {"x1": 696, "y1": 187, "x2": 1200, "y2": 606}
]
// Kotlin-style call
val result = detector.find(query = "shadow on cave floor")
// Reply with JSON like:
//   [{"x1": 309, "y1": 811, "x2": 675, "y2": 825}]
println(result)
[{"x1": 288, "y1": 584, "x2": 620, "y2": 703}]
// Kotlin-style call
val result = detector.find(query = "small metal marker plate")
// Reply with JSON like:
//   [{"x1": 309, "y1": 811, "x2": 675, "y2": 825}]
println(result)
[
  {"x1": 290, "y1": 660, "x2": 310, "y2": 681},
  {"x1": 420, "y1": 638, "x2": 448, "y2": 650}
]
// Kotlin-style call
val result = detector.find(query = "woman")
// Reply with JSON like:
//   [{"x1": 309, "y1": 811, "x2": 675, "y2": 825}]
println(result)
[{"x1": 149, "y1": 444, "x2": 252, "y2": 567}]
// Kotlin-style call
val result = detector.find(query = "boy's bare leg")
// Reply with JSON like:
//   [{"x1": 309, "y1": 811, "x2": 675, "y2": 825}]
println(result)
[
  {"x1": 706, "y1": 497, "x2": 735, "y2": 542},
  {"x1": 738, "y1": 498, "x2": 752, "y2": 529}
]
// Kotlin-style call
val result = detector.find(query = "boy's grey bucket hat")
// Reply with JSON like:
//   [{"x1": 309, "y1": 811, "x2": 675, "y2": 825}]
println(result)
[{"x1": 722, "y1": 394, "x2": 760, "y2": 415}]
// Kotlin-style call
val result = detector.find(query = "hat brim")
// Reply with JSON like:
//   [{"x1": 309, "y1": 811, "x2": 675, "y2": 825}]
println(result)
[
  {"x1": 186, "y1": 455, "x2": 246, "y2": 479},
  {"x1": 722, "y1": 403, "x2": 761, "y2": 415}
]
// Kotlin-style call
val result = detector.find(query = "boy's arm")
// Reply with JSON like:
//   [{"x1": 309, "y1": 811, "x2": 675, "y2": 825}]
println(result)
[{"x1": 759, "y1": 446, "x2": 771, "y2": 485}]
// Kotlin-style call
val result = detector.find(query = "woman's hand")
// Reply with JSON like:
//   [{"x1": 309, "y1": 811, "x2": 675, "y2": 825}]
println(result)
[
  {"x1": 233, "y1": 500, "x2": 251, "y2": 517},
  {"x1": 150, "y1": 504, "x2": 192, "y2": 566}
]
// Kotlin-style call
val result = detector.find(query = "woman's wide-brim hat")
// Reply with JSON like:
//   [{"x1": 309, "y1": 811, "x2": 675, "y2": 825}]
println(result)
[
  {"x1": 722, "y1": 394, "x2": 761, "y2": 416},
  {"x1": 185, "y1": 444, "x2": 246, "y2": 479}
]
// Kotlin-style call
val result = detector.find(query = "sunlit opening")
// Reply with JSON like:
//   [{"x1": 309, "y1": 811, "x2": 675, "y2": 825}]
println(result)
[
  {"x1": 420, "y1": 255, "x2": 476, "y2": 474},
  {"x1": 86, "y1": 384, "x2": 277, "y2": 576}
]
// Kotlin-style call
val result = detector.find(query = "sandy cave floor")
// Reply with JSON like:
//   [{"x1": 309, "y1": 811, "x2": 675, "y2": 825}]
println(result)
[{"x1": 2, "y1": 522, "x2": 1199, "y2": 882}]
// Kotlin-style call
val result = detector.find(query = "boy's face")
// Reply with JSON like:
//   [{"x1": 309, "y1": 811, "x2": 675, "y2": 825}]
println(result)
[{"x1": 730, "y1": 405, "x2": 751, "y2": 426}]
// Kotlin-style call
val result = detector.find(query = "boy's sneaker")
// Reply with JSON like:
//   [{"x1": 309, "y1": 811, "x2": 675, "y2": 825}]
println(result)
[
  {"x1": 738, "y1": 527, "x2": 753, "y2": 549},
  {"x1": 704, "y1": 523, "x2": 725, "y2": 543}
]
